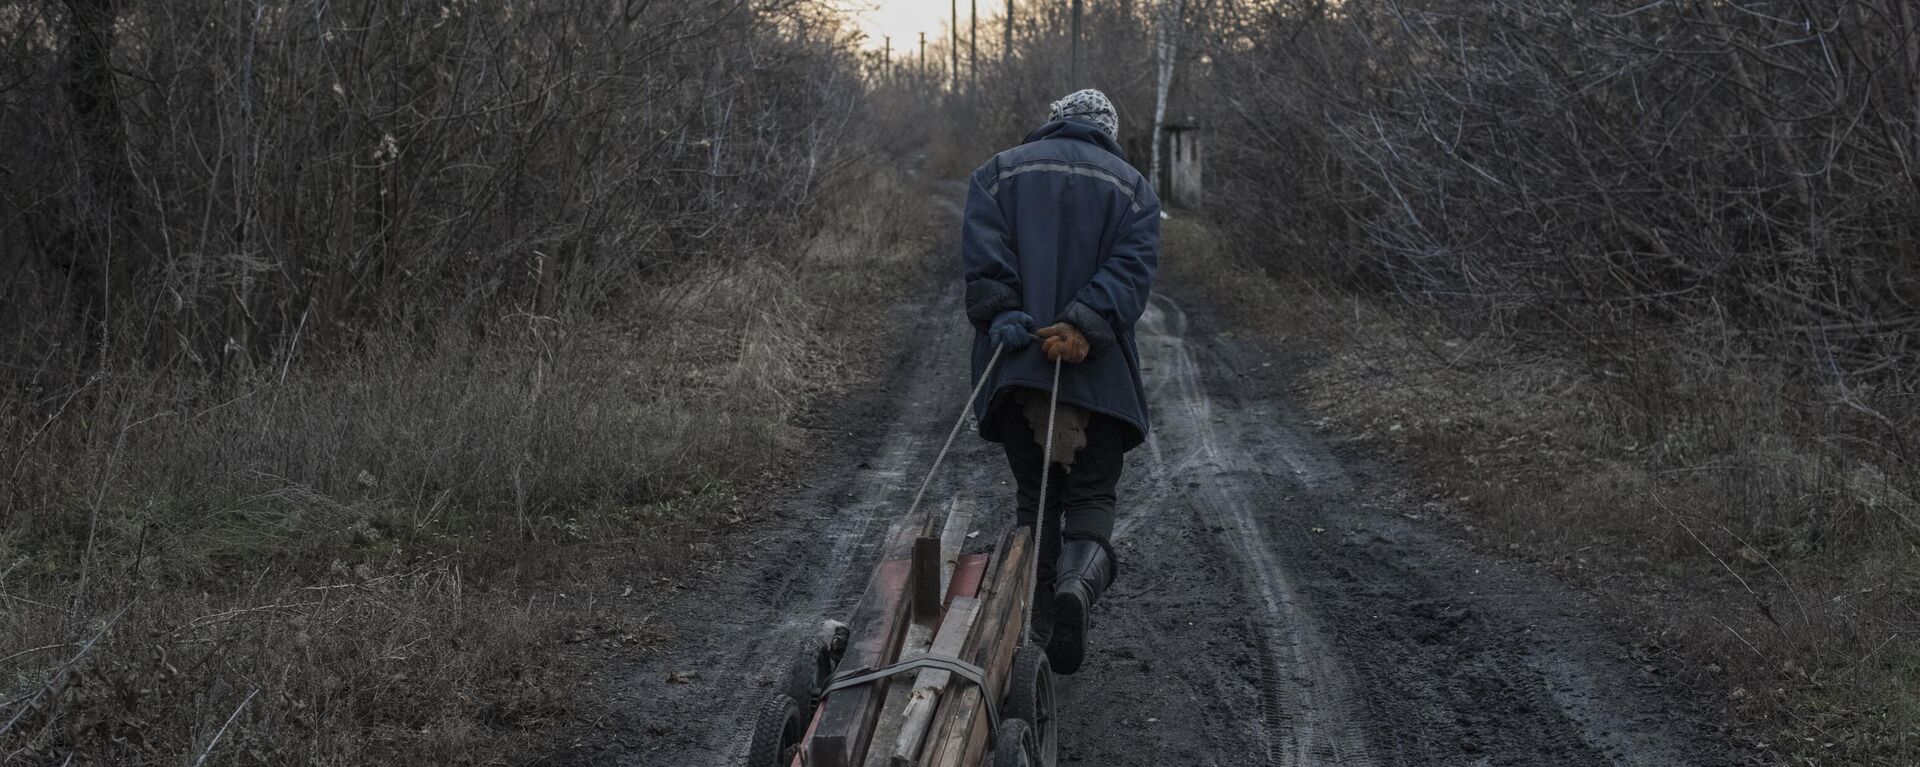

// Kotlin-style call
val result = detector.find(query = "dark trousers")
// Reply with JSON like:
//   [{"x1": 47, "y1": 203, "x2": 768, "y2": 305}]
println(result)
[
  {"x1": 994, "y1": 397, "x2": 1126, "y2": 637},
  {"x1": 993, "y1": 400, "x2": 1128, "y2": 547}
]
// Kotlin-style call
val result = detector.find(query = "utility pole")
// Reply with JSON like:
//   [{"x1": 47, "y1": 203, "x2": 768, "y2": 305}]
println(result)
[
  {"x1": 884, "y1": 36, "x2": 892, "y2": 84},
  {"x1": 951, "y1": 0, "x2": 960, "y2": 93},
  {"x1": 920, "y1": 32, "x2": 928, "y2": 85},
  {"x1": 970, "y1": 0, "x2": 978, "y2": 93},
  {"x1": 1071, "y1": 0, "x2": 1083, "y2": 86},
  {"x1": 1005, "y1": 0, "x2": 1014, "y2": 68}
]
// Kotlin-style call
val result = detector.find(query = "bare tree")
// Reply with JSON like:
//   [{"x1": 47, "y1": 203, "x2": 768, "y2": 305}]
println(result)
[
  {"x1": 1147, "y1": 0, "x2": 1185, "y2": 196},
  {"x1": 1, "y1": 0, "x2": 875, "y2": 378}
]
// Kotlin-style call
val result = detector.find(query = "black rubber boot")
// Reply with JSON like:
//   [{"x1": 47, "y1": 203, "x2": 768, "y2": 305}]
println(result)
[
  {"x1": 1025, "y1": 520, "x2": 1061, "y2": 645},
  {"x1": 1048, "y1": 536, "x2": 1114, "y2": 675},
  {"x1": 1029, "y1": 558, "x2": 1056, "y2": 645}
]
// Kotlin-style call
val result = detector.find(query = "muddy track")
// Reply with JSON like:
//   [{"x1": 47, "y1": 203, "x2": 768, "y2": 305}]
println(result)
[{"x1": 584, "y1": 189, "x2": 1753, "y2": 766}]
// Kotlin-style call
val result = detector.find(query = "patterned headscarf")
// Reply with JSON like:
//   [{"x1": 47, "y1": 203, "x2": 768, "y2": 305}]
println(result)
[{"x1": 1049, "y1": 89, "x2": 1119, "y2": 141}]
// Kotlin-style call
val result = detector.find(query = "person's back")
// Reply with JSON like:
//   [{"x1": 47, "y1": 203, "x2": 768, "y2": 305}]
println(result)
[{"x1": 960, "y1": 89, "x2": 1161, "y2": 675}]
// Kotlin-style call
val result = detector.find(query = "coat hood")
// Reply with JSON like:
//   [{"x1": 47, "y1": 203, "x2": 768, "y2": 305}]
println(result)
[{"x1": 1023, "y1": 119, "x2": 1129, "y2": 162}]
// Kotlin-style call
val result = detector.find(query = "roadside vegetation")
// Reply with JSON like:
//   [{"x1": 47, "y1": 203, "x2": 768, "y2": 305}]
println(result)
[
  {"x1": 1182, "y1": 3, "x2": 1920, "y2": 764},
  {"x1": 8, "y1": 0, "x2": 1917, "y2": 764},
  {"x1": 928, "y1": 0, "x2": 1916, "y2": 762},
  {"x1": 1, "y1": 1, "x2": 931, "y2": 763}
]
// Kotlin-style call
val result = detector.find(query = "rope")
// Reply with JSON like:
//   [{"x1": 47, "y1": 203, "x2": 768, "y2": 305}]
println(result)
[
  {"x1": 903, "y1": 343, "x2": 1006, "y2": 525},
  {"x1": 1024, "y1": 356, "x2": 1063, "y2": 647},
  {"x1": 896, "y1": 337, "x2": 1059, "y2": 648},
  {"x1": 821, "y1": 654, "x2": 1003, "y2": 743}
]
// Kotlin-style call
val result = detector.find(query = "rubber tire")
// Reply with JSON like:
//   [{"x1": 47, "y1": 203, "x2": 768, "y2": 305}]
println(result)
[
  {"x1": 992, "y1": 717, "x2": 1041, "y2": 767},
  {"x1": 1002, "y1": 644, "x2": 1057, "y2": 767},
  {"x1": 784, "y1": 634, "x2": 834, "y2": 708},
  {"x1": 747, "y1": 692, "x2": 806, "y2": 767}
]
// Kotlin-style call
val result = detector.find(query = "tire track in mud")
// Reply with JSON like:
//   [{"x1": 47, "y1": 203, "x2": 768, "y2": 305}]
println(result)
[
  {"x1": 598, "y1": 284, "x2": 1004, "y2": 765},
  {"x1": 1059, "y1": 296, "x2": 1376, "y2": 767},
  {"x1": 1062, "y1": 290, "x2": 1748, "y2": 767},
  {"x1": 1129, "y1": 296, "x2": 1375, "y2": 766},
  {"x1": 597, "y1": 188, "x2": 1751, "y2": 766}
]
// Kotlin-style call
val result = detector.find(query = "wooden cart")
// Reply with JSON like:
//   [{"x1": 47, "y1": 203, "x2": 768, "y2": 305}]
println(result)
[{"x1": 746, "y1": 497, "x2": 1056, "y2": 767}]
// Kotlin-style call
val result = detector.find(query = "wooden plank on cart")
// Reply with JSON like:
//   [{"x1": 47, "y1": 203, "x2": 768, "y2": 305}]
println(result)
[
  {"x1": 917, "y1": 529, "x2": 1016, "y2": 766},
  {"x1": 938, "y1": 497, "x2": 977, "y2": 596},
  {"x1": 865, "y1": 588, "x2": 939, "y2": 765},
  {"x1": 922, "y1": 528, "x2": 1032, "y2": 767},
  {"x1": 809, "y1": 557, "x2": 914, "y2": 767},
  {"x1": 885, "y1": 596, "x2": 982, "y2": 766},
  {"x1": 864, "y1": 618, "x2": 935, "y2": 767},
  {"x1": 912, "y1": 536, "x2": 942, "y2": 620},
  {"x1": 945, "y1": 553, "x2": 988, "y2": 601},
  {"x1": 931, "y1": 569, "x2": 1029, "y2": 767},
  {"x1": 867, "y1": 496, "x2": 980, "y2": 767},
  {"x1": 959, "y1": 579, "x2": 1030, "y2": 766}
]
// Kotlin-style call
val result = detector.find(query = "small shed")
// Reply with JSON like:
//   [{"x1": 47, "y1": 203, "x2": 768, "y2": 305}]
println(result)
[{"x1": 1164, "y1": 120, "x2": 1203, "y2": 209}]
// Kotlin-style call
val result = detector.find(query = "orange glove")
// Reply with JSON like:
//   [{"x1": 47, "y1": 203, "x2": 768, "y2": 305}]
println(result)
[{"x1": 1036, "y1": 323, "x2": 1090, "y2": 363}]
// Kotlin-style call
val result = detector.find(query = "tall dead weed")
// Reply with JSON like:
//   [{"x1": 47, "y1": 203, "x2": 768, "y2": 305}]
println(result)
[
  {"x1": 1165, "y1": 216, "x2": 1920, "y2": 765},
  {"x1": 0, "y1": 167, "x2": 933, "y2": 764}
]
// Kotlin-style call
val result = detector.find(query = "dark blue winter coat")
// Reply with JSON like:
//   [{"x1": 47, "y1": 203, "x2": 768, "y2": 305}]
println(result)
[{"x1": 962, "y1": 119, "x2": 1161, "y2": 451}]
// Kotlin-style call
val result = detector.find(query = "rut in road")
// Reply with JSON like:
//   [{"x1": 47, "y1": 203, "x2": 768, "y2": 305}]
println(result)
[
  {"x1": 1057, "y1": 292, "x2": 1744, "y2": 767},
  {"x1": 1096, "y1": 295, "x2": 1377, "y2": 767},
  {"x1": 599, "y1": 282, "x2": 999, "y2": 765},
  {"x1": 597, "y1": 198, "x2": 1748, "y2": 767}
]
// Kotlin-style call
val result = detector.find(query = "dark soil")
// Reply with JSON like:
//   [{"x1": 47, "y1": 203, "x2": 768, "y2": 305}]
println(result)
[{"x1": 560, "y1": 188, "x2": 1759, "y2": 767}]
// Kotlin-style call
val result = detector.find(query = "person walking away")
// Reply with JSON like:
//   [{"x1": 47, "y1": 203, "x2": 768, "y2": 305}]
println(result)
[{"x1": 960, "y1": 89, "x2": 1161, "y2": 674}]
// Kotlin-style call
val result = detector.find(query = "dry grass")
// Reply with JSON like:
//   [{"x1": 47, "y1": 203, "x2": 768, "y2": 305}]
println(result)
[
  {"x1": 0, "y1": 167, "x2": 933, "y2": 765},
  {"x1": 1164, "y1": 215, "x2": 1920, "y2": 766}
]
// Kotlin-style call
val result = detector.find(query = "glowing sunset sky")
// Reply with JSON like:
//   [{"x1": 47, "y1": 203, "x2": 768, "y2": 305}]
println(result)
[{"x1": 851, "y1": 0, "x2": 986, "y2": 52}]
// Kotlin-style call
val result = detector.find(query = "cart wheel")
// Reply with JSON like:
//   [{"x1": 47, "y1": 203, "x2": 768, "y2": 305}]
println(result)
[
  {"x1": 1002, "y1": 644, "x2": 1057, "y2": 767},
  {"x1": 992, "y1": 717, "x2": 1042, "y2": 767},
  {"x1": 746, "y1": 692, "x2": 805, "y2": 767},
  {"x1": 785, "y1": 621, "x2": 848, "y2": 708}
]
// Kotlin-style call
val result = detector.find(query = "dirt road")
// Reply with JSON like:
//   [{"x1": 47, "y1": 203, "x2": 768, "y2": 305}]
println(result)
[{"x1": 585, "y1": 198, "x2": 1752, "y2": 766}]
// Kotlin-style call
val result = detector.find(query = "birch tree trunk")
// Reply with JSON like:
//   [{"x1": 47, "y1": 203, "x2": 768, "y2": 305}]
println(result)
[{"x1": 1148, "y1": 0, "x2": 1185, "y2": 198}]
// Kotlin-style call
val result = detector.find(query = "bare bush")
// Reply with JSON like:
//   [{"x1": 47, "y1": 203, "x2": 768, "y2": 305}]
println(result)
[
  {"x1": 1207, "y1": 0, "x2": 1920, "y2": 398},
  {"x1": 0, "y1": 1, "x2": 936, "y2": 761},
  {"x1": 1, "y1": 0, "x2": 867, "y2": 376},
  {"x1": 0, "y1": 160, "x2": 934, "y2": 762},
  {"x1": 1195, "y1": 1, "x2": 1920, "y2": 761}
]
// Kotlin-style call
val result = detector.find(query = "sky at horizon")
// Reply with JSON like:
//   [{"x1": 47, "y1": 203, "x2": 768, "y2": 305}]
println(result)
[{"x1": 850, "y1": 0, "x2": 983, "y2": 52}]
